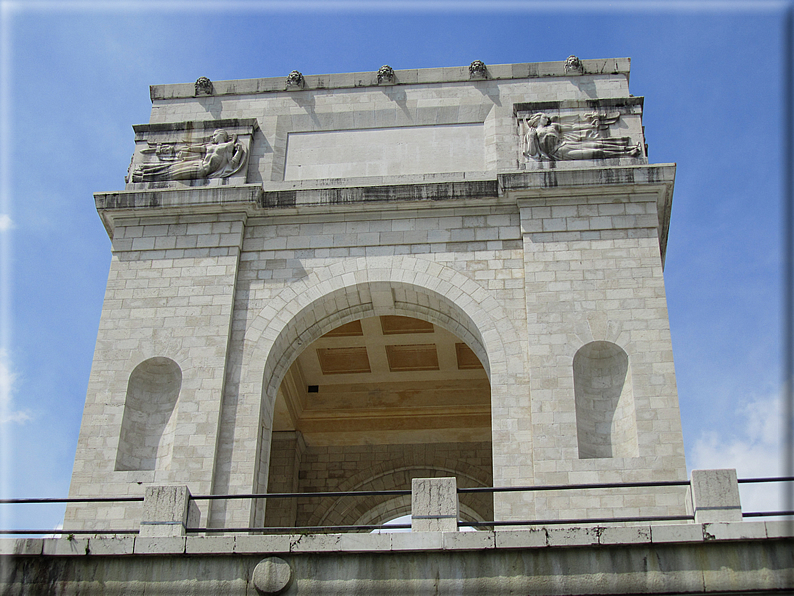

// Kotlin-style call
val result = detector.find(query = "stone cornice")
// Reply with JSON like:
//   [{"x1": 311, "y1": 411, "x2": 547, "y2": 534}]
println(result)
[
  {"x1": 95, "y1": 163, "x2": 674, "y2": 263},
  {"x1": 149, "y1": 58, "x2": 631, "y2": 101}
]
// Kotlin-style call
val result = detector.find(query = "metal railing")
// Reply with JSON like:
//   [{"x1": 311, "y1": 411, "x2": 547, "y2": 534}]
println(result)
[{"x1": 1, "y1": 476, "x2": 792, "y2": 536}]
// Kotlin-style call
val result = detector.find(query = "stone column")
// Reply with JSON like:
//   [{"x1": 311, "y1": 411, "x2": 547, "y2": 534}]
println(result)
[{"x1": 411, "y1": 477, "x2": 458, "y2": 532}]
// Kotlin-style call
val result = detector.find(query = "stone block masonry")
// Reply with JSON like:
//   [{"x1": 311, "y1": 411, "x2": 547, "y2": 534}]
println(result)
[{"x1": 66, "y1": 57, "x2": 686, "y2": 533}]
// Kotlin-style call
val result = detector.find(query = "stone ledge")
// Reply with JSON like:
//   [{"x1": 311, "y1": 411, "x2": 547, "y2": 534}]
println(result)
[
  {"x1": 133, "y1": 536, "x2": 186, "y2": 555},
  {"x1": 94, "y1": 185, "x2": 261, "y2": 238},
  {"x1": 3, "y1": 521, "x2": 788, "y2": 558},
  {"x1": 261, "y1": 179, "x2": 499, "y2": 211},
  {"x1": 149, "y1": 58, "x2": 631, "y2": 101},
  {"x1": 0, "y1": 538, "x2": 43, "y2": 556},
  {"x1": 507, "y1": 163, "x2": 675, "y2": 264},
  {"x1": 4, "y1": 536, "x2": 790, "y2": 596},
  {"x1": 132, "y1": 118, "x2": 259, "y2": 137}
]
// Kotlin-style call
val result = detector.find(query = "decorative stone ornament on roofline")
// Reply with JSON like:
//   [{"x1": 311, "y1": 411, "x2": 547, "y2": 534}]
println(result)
[
  {"x1": 564, "y1": 55, "x2": 584, "y2": 75},
  {"x1": 377, "y1": 65, "x2": 395, "y2": 85},
  {"x1": 195, "y1": 76, "x2": 213, "y2": 96},
  {"x1": 286, "y1": 70, "x2": 304, "y2": 90},
  {"x1": 469, "y1": 60, "x2": 487, "y2": 80}
]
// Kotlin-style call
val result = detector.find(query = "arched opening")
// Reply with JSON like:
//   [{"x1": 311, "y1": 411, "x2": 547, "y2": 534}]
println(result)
[
  {"x1": 573, "y1": 341, "x2": 638, "y2": 459},
  {"x1": 115, "y1": 357, "x2": 181, "y2": 472},
  {"x1": 210, "y1": 268, "x2": 524, "y2": 531},
  {"x1": 263, "y1": 314, "x2": 493, "y2": 528}
]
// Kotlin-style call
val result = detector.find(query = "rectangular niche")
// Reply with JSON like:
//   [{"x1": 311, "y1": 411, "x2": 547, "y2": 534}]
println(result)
[{"x1": 284, "y1": 124, "x2": 485, "y2": 180}]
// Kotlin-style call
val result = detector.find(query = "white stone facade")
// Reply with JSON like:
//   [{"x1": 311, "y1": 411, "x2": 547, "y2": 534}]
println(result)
[{"x1": 65, "y1": 58, "x2": 686, "y2": 531}]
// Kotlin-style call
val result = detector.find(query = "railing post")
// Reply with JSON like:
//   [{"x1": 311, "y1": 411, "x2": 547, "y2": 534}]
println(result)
[
  {"x1": 411, "y1": 477, "x2": 458, "y2": 532},
  {"x1": 139, "y1": 485, "x2": 198, "y2": 537},
  {"x1": 689, "y1": 469, "x2": 743, "y2": 523}
]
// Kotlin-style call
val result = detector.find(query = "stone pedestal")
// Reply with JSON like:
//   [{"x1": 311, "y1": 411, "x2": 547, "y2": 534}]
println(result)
[
  {"x1": 689, "y1": 469, "x2": 743, "y2": 523},
  {"x1": 139, "y1": 485, "x2": 199, "y2": 537},
  {"x1": 412, "y1": 477, "x2": 458, "y2": 532}
]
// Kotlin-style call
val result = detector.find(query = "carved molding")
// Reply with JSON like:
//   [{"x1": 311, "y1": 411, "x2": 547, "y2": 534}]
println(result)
[
  {"x1": 195, "y1": 76, "x2": 213, "y2": 95},
  {"x1": 286, "y1": 70, "x2": 304, "y2": 90},
  {"x1": 377, "y1": 65, "x2": 395, "y2": 85},
  {"x1": 469, "y1": 60, "x2": 487, "y2": 80}
]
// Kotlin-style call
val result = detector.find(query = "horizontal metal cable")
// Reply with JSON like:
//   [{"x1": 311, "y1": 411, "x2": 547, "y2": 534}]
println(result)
[
  {"x1": 190, "y1": 489, "x2": 412, "y2": 500},
  {"x1": 742, "y1": 511, "x2": 794, "y2": 517},
  {"x1": 0, "y1": 496, "x2": 144, "y2": 504},
  {"x1": 464, "y1": 514, "x2": 694, "y2": 527},
  {"x1": 0, "y1": 529, "x2": 139, "y2": 535},
  {"x1": 458, "y1": 479, "x2": 691, "y2": 493},
  {"x1": 186, "y1": 523, "x2": 413, "y2": 533},
  {"x1": 737, "y1": 476, "x2": 794, "y2": 484}
]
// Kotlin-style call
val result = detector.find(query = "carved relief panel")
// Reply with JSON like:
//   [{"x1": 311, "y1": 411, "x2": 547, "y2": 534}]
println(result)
[
  {"x1": 514, "y1": 98, "x2": 646, "y2": 169},
  {"x1": 125, "y1": 118, "x2": 258, "y2": 189}
]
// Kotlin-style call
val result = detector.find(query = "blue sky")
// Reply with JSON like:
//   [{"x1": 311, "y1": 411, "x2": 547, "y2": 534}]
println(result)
[{"x1": 1, "y1": 1, "x2": 791, "y2": 532}]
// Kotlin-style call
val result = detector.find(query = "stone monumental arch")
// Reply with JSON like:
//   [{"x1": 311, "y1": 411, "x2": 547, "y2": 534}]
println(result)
[
  {"x1": 3, "y1": 57, "x2": 789, "y2": 596},
  {"x1": 61, "y1": 56, "x2": 689, "y2": 534}
]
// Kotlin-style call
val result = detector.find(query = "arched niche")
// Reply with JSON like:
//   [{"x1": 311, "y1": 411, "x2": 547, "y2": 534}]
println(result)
[
  {"x1": 573, "y1": 341, "x2": 638, "y2": 459},
  {"x1": 115, "y1": 357, "x2": 181, "y2": 472}
]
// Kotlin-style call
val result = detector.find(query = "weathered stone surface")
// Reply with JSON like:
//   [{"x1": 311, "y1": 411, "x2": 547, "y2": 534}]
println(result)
[
  {"x1": 42, "y1": 537, "x2": 89, "y2": 556},
  {"x1": 690, "y1": 469, "x2": 743, "y2": 523},
  {"x1": 2, "y1": 531, "x2": 791, "y2": 594},
  {"x1": 412, "y1": 477, "x2": 458, "y2": 532},
  {"x1": 86, "y1": 536, "x2": 135, "y2": 556},
  {"x1": 252, "y1": 556, "x2": 292, "y2": 594},
  {"x1": 650, "y1": 523, "x2": 704, "y2": 544},
  {"x1": 66, "y1": 57, "x2": 688, "y2": 536},
  {"x1": 0, "y1": 538, "x2": 43, "y2": 556},
  {"x1": 139, "y1": 485, "x2": 193, "y2": 537},
  {"x1": 133, "y1": 536, "x2": 186, "y2": 554}
]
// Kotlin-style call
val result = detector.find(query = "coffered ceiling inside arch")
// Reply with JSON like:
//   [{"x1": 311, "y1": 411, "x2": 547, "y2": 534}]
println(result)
[{"x1": 273, "y1": 315, "x2": 491, "y2": 446}]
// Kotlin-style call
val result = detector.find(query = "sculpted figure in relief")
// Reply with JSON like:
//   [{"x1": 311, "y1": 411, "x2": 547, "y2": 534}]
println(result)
[
  {"x1": 523, "y1": 112, "x2": 642, "y2": 161},
  {"x1": 132, "y1": 129, "x2": 246, "y2": 182}
]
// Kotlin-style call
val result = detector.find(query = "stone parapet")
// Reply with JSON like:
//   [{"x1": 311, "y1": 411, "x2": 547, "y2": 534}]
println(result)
[
  {"x1": 149, "y1": 58, "x2": 632, "y2": 100},
  {"x1": 2, "y1": 521, "x2": 791, "y2": 594}
]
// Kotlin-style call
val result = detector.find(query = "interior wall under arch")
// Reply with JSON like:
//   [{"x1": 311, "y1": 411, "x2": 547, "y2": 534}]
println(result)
[
  {"x1": 303, "y1": 460, "x2": 494, "y2": 528},
  {"x1": 115, "y1": 357, "x2": 182, "y2": 472}
]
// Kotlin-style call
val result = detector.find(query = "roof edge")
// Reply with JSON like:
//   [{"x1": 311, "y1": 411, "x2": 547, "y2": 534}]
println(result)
[{"x1": 150, "y1": 57, "x2": 631, "y2": 101}]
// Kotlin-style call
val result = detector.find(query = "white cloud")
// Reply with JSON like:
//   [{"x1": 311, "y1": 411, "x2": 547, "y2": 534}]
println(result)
[
  {"x1": 0, "y1": 350, "x2": 31, "y2": 425},
  {"x1": 0, "y1": 214, "x2": 12, "y2": 231},
  {"x1": 689, "y1": 392, "x2": 785, "y2": 514}
]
